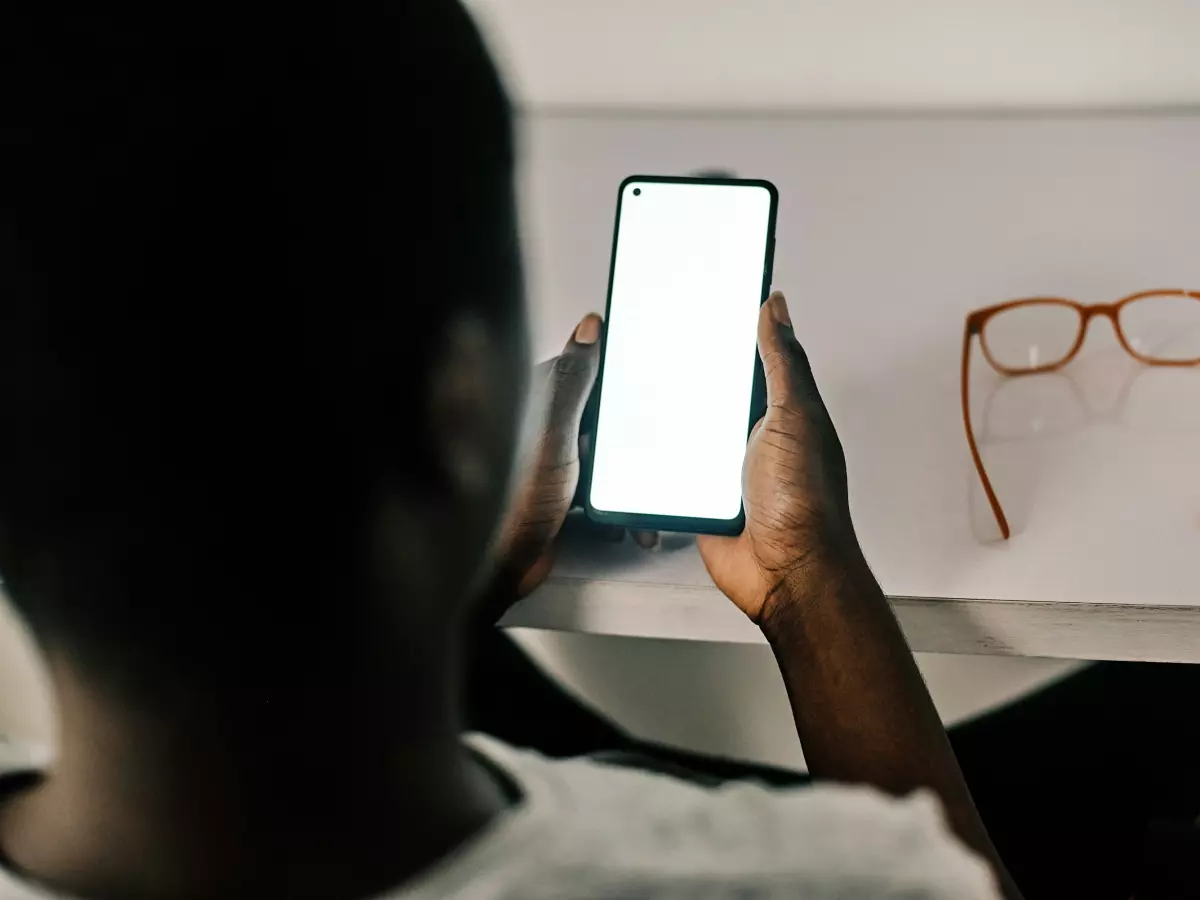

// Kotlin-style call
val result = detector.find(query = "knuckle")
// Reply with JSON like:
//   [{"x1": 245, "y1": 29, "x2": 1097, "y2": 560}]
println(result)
[
  {"x1": 760, "y1": 349, "x2": 791, "y2": 382},
  {"x1": 763, "y1": 343, "x2": 815, "y2": 395}
]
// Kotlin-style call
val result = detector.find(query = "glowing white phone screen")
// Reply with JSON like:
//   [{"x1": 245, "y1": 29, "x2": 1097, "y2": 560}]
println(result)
[{"x1": 589, "y1": 180, "x2": 772, "y2": 521}]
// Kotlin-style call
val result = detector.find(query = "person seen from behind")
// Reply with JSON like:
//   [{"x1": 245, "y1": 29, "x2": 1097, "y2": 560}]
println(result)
[{"x1": 0, "y1": 5, "x2": 1019, "y2": 899}]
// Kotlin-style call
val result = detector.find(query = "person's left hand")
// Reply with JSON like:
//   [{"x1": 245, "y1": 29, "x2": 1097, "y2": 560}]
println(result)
[{"x1": 494, "y1": 313, "x2": 603, "y2": 598}]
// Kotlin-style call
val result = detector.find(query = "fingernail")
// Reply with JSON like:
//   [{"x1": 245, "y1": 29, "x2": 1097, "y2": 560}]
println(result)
[
  {"x1": 631, "y1": 530, "x2": 661, "y2": 550},
  {"x1": 769, "y1": 292, "x2": 791, "y2": 327},
  {"x1": 574, "y1": 314, "x2": 602, "y2": 345}
]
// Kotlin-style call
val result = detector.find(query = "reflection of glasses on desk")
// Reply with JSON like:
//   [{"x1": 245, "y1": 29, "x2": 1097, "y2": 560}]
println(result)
[
  {"x1": 961, "y1": 289, "x2": 1200, "y2": 539},
  {"x1": 979, "y1": 363, "x2": 1200, "y2": 444}
]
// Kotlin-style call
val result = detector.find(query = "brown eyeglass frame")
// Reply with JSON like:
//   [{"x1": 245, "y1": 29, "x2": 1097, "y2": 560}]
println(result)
[{"x1": 962, "y1": 288, "x2": 1200, "y2": 540}]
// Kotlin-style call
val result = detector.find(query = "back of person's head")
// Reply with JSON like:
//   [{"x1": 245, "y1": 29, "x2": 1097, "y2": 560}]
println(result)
[{"x1": 0, "y1": 4, "x2": 528, "y2": 689}]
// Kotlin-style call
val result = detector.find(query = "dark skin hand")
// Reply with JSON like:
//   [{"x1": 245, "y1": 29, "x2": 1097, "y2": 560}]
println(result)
[
  {"x1": 699, "y1": 292, "x2": 1022, "y2": 900},
  {"x1": 493, "y1": 313, "x2": 604, "y2": 600},
  {"x1": 487, "y1": 313, "x2": 656, "y2": 615},
  {"x1": 491, "y1": 297, "x2": 1020, "y2": 898}
]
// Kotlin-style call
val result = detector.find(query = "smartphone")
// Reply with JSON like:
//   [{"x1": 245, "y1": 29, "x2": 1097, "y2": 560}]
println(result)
[{"x1": 584, "y1": 175, "x2": 778, "y2": 535}]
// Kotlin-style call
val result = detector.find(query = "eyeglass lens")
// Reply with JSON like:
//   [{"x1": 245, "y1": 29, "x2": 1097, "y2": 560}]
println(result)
[
  {"x1": 982, "y1": 302, "x2": 1082, "y2": 371},
  {"x1": 1118, "y1": 293, "x2": 1200, "y2": 363}
]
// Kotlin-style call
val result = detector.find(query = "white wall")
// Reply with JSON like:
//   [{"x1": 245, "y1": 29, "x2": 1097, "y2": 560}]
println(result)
[
  {"x1": 468, "y1": 0, "x2": 1200, "y2": 111},
  {"x1": 511, "y1": 630, "x2": 1081, "y2": 770}
]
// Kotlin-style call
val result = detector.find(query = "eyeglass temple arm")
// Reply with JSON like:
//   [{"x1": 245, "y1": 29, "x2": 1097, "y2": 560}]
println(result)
[{"x1": 961, "y1": 321, "x2": 1011, "y2": 540}]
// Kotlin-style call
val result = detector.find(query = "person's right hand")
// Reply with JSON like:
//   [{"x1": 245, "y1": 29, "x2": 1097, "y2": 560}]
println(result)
[{"x1": 697, "y1": 292, "x2": 863, "y2": 625}]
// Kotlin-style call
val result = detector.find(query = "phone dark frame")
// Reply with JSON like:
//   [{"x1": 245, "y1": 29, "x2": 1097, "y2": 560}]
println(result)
[{"x1": 583, "y1": 174, "x2": 779, "y2": 536}]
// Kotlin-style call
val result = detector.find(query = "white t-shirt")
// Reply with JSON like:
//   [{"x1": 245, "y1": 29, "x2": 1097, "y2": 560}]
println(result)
[{"x1": 0, "y1": 734, "x2": 999, "y2": 899}]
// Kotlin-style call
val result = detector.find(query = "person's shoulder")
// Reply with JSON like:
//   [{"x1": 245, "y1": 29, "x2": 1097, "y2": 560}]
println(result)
[{"x1": 472, "y1": 737, "x2": 1000, "y2": 899}]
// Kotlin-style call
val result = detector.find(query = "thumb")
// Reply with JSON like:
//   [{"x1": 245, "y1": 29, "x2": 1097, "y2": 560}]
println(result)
[
  {"x1": 757, "y1": 291, "x2": 818, "y2": 409},
  {"x1": 544, "y1": 313, "x2": 602, "y2": 451}
]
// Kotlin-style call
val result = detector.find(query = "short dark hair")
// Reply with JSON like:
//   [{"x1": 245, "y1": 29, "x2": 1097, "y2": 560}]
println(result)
[{"x1": 0, "y1": 5, "x2": 520, "y2": 669}]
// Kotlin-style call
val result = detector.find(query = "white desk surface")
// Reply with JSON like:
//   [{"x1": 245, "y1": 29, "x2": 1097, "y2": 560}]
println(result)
[{"x1": 502, "y1": 112, "x2": 1200, "y2": 663}]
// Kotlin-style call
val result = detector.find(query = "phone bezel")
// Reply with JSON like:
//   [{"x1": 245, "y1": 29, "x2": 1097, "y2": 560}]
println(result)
[{"x1": 583, "y1": 174, "x2": 779, "y2": 536}]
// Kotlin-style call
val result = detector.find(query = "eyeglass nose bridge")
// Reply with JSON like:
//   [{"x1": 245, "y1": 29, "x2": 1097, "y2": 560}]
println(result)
[
  {"x1": 1079, "y1": 303, "x2": 1123, "y2": 342},
  {"x1": 1081, "y1": 303, "x2": 1119, "y2": 322}
]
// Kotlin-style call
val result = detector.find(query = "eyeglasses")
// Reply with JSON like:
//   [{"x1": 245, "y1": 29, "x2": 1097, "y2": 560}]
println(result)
[{"x1": 961, "y1": 289, "x2": 1200, "y2": 539}]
